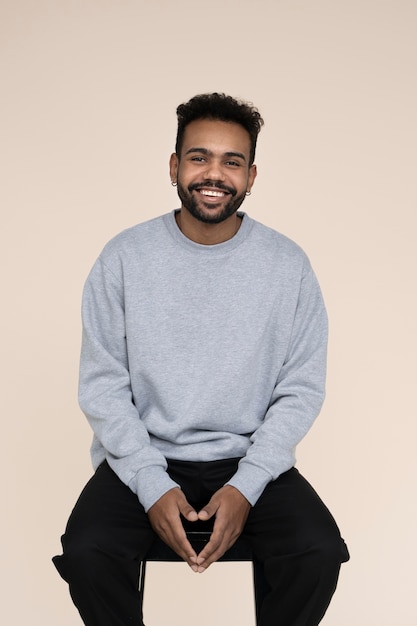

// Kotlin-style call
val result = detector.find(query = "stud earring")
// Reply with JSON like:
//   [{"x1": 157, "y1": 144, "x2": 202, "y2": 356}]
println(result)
[
  {"x1": 171, "y1": 181, "x2": 177, "y2": 187},
  {"x1": 245, "y1": 190, "x2": 251, "y2": 196}
]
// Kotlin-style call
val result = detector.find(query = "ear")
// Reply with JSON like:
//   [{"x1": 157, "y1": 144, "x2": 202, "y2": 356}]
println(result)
[
  {"x1": 247, "y1": 164, "x2": 257, "y2": 194},
  {"x1": 169, "y1": 153, "x2": 178, "y2": 184}
]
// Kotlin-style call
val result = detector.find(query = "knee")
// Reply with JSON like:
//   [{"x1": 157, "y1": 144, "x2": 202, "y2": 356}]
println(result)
[
  {"x1": 53, "y1": 534, "x2": 107, "y2": 584},
  {"x1": 311, "y1": 527, "x2": 350, "y2": 568}
]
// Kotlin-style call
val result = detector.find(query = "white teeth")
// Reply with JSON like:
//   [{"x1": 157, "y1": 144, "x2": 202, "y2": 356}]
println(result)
[{"x1": 200, "y1": 189, "x2": 225, "y2": 197}]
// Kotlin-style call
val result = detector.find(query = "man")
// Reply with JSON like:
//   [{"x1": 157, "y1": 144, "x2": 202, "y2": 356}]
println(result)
[{"x1": 53, "y1": 93, "x2": 349, "y2": 625}]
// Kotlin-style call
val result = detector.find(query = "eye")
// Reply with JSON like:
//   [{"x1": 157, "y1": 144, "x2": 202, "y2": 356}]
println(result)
[
  {"x1": 190, "y1": 156, "x2": 206, "y2": 163},
  {"x1": 225, "y1": 160, "x2": 240, "y2": 167}
]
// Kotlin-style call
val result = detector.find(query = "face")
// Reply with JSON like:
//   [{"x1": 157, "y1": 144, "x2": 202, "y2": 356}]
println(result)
[{"x1": 170, "y1": 119, "x2": 257, "y2": 225}]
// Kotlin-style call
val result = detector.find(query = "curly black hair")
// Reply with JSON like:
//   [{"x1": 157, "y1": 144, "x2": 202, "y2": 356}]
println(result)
[{"x1": 175, "y1": 93, "x2": 264, "y2": 165}]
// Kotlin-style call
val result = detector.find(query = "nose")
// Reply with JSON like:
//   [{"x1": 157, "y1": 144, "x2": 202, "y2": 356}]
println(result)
[{"x1": 203, "y1": 158, "x2": 225, "y2": 182}]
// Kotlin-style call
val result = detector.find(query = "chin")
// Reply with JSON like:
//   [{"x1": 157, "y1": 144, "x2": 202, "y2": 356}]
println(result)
[
  {"x1": 193, "y1": 207, "x2": 237, "y2": 225},
  {"x1": 187, "y1": 198, "x2": 244, "y2": 225}
]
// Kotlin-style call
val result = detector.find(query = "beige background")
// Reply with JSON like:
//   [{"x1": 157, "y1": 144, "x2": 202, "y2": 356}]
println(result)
[{"x1": 1, "y1": 1, "x2": 416, "y2": 624}]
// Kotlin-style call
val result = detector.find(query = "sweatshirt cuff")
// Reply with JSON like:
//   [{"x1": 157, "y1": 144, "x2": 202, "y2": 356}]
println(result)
[
  {"x1": 226, "y1": 462, "x2": 272, "y2": 506},
  {"x1": 129, "y1": 466, "x2": 180, "y2": 512}
]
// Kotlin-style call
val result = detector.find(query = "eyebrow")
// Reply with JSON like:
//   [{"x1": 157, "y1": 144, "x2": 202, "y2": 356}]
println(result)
[{"x1": 184, "y1": 147, "x2": 247, "y2": 162}]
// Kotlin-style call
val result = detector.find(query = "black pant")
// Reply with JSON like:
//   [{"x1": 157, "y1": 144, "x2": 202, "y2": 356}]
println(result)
[{"x1": 53, "y1": 459, "x2": 349, "y2": 626}]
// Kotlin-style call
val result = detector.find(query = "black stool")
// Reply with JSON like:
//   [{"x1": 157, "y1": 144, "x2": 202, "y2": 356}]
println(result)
[{"x1": 139, "y1": 528, "x2": 269, "y2": 624}]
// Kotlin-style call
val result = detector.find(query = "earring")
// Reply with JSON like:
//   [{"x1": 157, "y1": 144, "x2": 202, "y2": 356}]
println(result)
[
  {"x1": 245, "y1": 190, "x2": 251, "y2": 196},
  {"x1": 171, "y1": 181, "x2": 177, "y2": 187}
]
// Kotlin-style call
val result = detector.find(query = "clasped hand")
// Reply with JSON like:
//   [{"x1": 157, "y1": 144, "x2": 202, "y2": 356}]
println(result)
[{"x1": 147, "y1": 485, "x2": 251, "y2": 573}]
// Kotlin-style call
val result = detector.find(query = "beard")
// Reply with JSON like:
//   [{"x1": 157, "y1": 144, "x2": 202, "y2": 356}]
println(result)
[{"x1": 177, "y1": 180, "x2": 247, "y2": 224}]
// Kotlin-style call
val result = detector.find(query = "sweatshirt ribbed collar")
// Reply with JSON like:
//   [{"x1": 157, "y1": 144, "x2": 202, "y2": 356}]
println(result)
[{"x1": 163, "y1": 209, "x2": 254, "y2": 256}]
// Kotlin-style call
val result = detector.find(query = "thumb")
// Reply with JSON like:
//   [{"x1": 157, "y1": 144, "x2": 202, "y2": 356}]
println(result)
[
  {"x1": 179, "y1": 499, "x2": 198, "y2": 522},
  {"x1": 197, "y1": 500, "x2": 217, "y2": 521}
]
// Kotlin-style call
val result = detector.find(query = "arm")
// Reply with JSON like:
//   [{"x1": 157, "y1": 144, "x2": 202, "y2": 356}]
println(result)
[
  {"x1": 227, "y1": 260, "x2": 328, "y2": 505},
  {"x1": 78, "y1": 257, "x2": 178, "y2": 512},
  {"x1": 194, "y1": 261, "x2": 328, "y2": 570}
]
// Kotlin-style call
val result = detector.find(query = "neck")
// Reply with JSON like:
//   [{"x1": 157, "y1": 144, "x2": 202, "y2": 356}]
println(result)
[{"x1": 175, "y1": 210, "x2": 242, "y2": 245}]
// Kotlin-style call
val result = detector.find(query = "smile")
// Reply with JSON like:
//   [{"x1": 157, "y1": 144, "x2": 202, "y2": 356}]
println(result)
[{"x1": 199, "y1": 189, "x2": 227, "y2": 197}]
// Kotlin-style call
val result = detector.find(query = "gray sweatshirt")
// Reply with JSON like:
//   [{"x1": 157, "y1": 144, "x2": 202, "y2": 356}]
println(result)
[{"x1": 79, "y1": 210, "x2": 328, "y2": 512}]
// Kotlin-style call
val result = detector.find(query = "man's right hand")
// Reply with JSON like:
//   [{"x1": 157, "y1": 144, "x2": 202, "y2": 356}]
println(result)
[{"x1": 147, "y1": 487, "x2": 200, "y2": 571}]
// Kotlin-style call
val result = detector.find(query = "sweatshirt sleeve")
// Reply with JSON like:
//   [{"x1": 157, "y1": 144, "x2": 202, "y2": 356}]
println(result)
[
  {"x1": 78, "y1": 256, "x2": 179, "y2": 512},
  {"x1": 226, "y1": 259, "x2": 328, "y2": 505}
]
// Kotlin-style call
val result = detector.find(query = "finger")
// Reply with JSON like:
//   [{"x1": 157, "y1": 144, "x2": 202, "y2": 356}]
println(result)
[
  {"x1": 195, "y1": 525, "x2": 238, "y2": 572},
  {"x1": 159, "y1": 520, "x2": 198, "y2": 566},
  {"x1": 148, "y1": 494, "x2": 198, "y2": 566},
  {"x1": 197, "y1": 508, "x2": 211, "y2": 521},
  {"x1": 179, "y1": 501, "x2": 199, "y2": 522},
  {"x1": 197, "y1": 498, "x2": 218, "y2": 521},
  {"x1": 194, "y1": 539, "x2": 229, "y2": 572}
]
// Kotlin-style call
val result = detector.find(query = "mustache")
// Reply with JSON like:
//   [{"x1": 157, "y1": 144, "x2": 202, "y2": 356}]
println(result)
[{"x1": 188, "y1": 181, "x2": 237, "y2": 196}]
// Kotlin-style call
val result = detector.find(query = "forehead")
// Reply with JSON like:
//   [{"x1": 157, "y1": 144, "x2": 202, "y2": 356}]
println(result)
[{"x1": 181, "y1": 119, "x2": 251, "y2": 159}]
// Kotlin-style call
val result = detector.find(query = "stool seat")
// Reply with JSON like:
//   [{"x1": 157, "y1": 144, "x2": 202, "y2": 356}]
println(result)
[{"x1": 139, "y1": 529, "x2": 269, "y2": 624}]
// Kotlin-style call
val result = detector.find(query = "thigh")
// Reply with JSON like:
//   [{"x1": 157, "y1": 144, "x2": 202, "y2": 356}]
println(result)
[
  {"x1": 243, "y1": 468, "x2": 348, "y2": 562},
  {"x1": 62, "y1": 461, "x2": 155, "y2": 559}
]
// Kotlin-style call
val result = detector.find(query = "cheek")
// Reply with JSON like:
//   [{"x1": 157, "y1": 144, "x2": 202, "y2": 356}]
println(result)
[
  {"x1": 178, "y1": 167, "x2": 198, "y2": 184},
  {"x1": 234, "y1": 173, "x2": 250, "y2": 191}
]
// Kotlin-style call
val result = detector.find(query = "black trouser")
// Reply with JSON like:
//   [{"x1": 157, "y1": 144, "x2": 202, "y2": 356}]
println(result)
[{"x1": 53, "y1": 459, "x2": 349, "y2": 626}]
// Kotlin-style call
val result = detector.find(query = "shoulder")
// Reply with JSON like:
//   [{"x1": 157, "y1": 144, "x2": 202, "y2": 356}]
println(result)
[
  {"x1": 247, "y1": 216, "x2": 310, "y2": 267},
  {"x1": 98, "y1": 213, "x2": 170, "y2": 265},
  {"x1": 84, "y1": 213, "x2": 171, "y2": 285}
]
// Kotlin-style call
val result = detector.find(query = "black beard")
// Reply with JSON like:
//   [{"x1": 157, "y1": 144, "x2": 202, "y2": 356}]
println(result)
[{"x1": 177, "y1": 181, "x2": 247, "y2": 225}]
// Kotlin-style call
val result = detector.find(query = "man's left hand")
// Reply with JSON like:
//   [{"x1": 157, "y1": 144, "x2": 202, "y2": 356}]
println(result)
[{"x1": 192, "y1": 485, "x2": 251, "y2": 572}]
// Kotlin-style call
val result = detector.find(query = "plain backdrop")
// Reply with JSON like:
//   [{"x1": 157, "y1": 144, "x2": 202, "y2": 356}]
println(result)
[{"x1": 1, "y1": 1, "x2": 416, "y2": 624}]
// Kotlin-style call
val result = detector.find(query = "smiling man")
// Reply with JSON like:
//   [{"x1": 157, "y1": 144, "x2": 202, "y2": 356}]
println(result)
[{"x1": 53, "y1": 93, "x2": 349, "y2": 626}]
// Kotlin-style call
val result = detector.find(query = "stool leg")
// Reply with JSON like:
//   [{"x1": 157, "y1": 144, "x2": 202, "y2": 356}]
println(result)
[{"x1": 138, "y1": 561, "x2": 147, "y2": 624}]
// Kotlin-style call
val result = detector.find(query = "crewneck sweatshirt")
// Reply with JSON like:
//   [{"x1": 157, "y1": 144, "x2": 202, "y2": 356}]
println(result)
[{"x1": 79, "y1": 210, "x2": 328, "y2": 512}]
